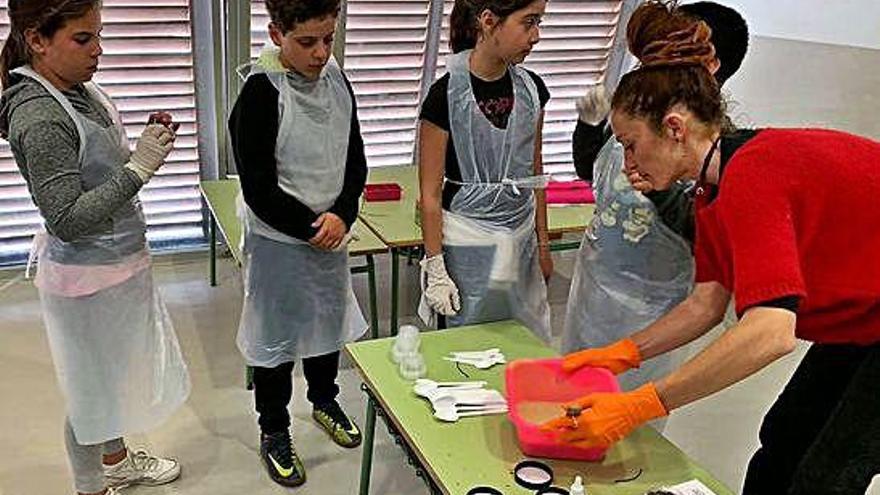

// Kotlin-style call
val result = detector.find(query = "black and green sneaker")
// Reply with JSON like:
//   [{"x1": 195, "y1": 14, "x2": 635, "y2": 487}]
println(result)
[
  {"x1": 312, "y1": 400, "x2": 362, "y2": 448},
  {"x1": 259, "y1": 430, "x2": 306, "y2": 487}
]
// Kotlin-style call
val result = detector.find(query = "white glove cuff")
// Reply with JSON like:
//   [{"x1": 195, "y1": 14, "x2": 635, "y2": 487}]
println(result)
[
  {"x1": 420, "y1": 253, "x2": 448, "y2": 277},
  {"x1": 124, "y1": 162, "x2": 152, "y2": 183}
]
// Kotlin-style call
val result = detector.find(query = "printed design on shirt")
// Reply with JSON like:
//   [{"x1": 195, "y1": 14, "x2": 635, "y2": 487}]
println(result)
[
  {"x1": 612, "y1": 170, "x2": 633, "y2": 192},
  {"x1": 595, "y1": 171, "x2": 656, "y2": 243},
  {"x1": 622, "y1": 206, "x2": 654, "y2": 243},
  {"x1": 600, "y1": 201, "x2": 621, "y2": 227},
  {"x1": 478, "y1": 96, "x2": 514, "y2": 128}
]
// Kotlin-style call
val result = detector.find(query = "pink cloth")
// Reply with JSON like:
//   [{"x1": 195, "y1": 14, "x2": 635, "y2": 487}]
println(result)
[
  {"x1": 545, "y1": 180, "x2": 595, "y2": 204},
  {"x1": 29, "y1": 232, "x2": 152, "y2": 298}
]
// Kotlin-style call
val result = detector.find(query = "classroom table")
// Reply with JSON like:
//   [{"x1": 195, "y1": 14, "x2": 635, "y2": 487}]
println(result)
[
  {"x1": 357, "y1": 165, "x2": 595, "y2": 334},
  {"x1": 345, "y1": 320, "x2": 733, "y2": 495},
  {"x1": 199, "y1": 179, "x2": 388, "y2": 340}
]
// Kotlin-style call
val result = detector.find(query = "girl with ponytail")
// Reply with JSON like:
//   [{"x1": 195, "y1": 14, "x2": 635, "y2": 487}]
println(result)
[
  {"x1": 0, "y1": 2, "x2": 189, "y2": 494},
  {"x1": 417, "y1": 0, "x2": 554, "y2": 339}
]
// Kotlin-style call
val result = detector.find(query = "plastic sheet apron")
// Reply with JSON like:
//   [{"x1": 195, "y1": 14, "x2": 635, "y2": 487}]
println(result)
[
  {"x1": 235, "y1": 54, "x2": 367, "y2": 368},
  {"x1": 562, "y1": 138, "x2": 694, "y2": 391},
  {"x1": 14, "y1": 66, "x2": 190, "y2": 445},
  {"x1": 423, "y1": 50, "x2": 551, "y2": 340}
]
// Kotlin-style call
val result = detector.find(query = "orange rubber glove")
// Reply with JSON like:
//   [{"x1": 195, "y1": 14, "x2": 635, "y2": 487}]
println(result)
[
  {"x1": 562, "y1": 338, "x2": 642, "y2": 374},
  {"x1": 540, "y1": 383, "x2": 668, "y2": 449}
]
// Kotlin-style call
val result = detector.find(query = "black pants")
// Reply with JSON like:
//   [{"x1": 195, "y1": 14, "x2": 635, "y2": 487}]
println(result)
[
  {"x1": 252, "y1": 351, "x2": 341, "y2": 435},
  {"x1": 743, "y1": 342, "x2": 880, "y2": 494}
]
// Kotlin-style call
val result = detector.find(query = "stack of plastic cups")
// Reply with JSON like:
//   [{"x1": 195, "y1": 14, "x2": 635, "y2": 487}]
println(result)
[{"x1": 391, "y1": 325, "x2": 427, "y2": 380}]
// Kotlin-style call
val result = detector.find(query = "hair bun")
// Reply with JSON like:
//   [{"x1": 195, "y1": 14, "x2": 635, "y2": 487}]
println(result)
[{"x1": 627, "y1": 1, "x2": 716, "y2": 70}]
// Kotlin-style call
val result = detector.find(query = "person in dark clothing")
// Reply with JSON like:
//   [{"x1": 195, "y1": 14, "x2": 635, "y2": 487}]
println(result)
[
  {"x1": 571, "y1": 1, "x2": 748, "y2": 242},
  {"x1": 227, "y1": 0, "x2": 367, "y2": 488}
]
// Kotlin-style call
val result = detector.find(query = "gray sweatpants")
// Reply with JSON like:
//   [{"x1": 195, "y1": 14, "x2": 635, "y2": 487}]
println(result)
[{"x1": 64, "y1": 418, "x2": 125, "y2": 494}]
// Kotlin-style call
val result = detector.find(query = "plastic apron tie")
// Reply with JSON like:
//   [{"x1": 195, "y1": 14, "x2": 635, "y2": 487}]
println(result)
[
  {"x1": 445, "y1": 174, "x2": 550, "y2": 198},
  {"x1": 24, "y1": 230, "x2": 46, "y2": 280}
]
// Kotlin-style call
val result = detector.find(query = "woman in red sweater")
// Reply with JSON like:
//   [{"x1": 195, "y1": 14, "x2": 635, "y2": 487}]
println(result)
[{"x1": 543, "y1": 2, "x2": 880, "y2": 493}]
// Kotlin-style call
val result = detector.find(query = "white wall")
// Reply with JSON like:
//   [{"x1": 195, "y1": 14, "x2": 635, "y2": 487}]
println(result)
[
  {"x1": 704, "y1": 0, "x2": 880, "y2": 49},
  {"x1": 724, "y1": 35, "x2": 880, "y2": 139}
]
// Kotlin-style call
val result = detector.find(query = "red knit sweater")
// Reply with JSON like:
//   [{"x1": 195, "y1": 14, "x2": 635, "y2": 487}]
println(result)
[{"x1": 695, "y1": 129, "x2": 880, "y2": 344}]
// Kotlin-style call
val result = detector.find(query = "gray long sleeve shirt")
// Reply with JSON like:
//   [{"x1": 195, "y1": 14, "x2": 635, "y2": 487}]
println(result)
[{"x1": 0, "y1": 74, "x2": 142, "y2": 242}]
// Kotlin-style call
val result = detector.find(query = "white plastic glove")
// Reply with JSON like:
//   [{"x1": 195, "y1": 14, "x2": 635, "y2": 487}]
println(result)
[
  {"x1": 420, "y1": 254, "x2": 461, "y2": 316},
  {"x1": 125, "y1": 124, "x2": 175, "y2": 183},
  {"x1": 575, "y1": 84, "x2": 611, "y2": 126}
]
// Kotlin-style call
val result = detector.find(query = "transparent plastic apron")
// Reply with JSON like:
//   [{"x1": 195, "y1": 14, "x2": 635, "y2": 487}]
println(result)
[
  {"x1": 235, "y1": 53, "x2": 367, "y2": 367},
  {"x1": 14, "y1": 66, "x2": 190, "y2": 444},
  {"x1": 562, "y1": 137, "x2": 694, "y2": 390},
  {"x1": 420, "y1": 50, "x2": 551, "y2": 340}
]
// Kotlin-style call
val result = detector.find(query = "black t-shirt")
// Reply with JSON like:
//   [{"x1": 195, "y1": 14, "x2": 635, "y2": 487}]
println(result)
[
  {"x1": 419, "y1": 68, "x2": 550, "y2": 209},
  {"x1": 228, "y1": 73, "x2": 367, "y2": 242}
]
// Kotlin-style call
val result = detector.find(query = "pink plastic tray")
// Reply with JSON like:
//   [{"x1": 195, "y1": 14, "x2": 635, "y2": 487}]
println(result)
[{"x1": 505, "y1": 358, "x2": 619, "y2": 461}]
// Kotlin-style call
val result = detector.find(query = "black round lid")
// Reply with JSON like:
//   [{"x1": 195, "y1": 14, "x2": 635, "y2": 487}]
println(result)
[
  {"x1": 465, "y1": 487, "x2": 504, "y2": 495},
  {"x1": 536, "y1": 486, "x2": 570, "y2": 495},
  {"x1": 513, "y1": 460, "x2": 554, "y2": 490}
]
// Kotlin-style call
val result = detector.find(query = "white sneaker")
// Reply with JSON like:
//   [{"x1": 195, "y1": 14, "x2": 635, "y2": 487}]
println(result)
[{"x1": 104, "y1": 449, "x2": 181, "y2": 488}]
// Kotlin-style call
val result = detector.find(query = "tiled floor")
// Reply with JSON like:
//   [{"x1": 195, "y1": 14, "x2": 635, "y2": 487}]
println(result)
[{"x1": 0, "y1": 249, "x2": 813, "y2": 495}]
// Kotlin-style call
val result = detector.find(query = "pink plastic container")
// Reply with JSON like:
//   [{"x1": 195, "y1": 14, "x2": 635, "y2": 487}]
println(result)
[
  {"x1": 505, "y1": 358, "x2": 619, "y2": 461},
  {"x1": 545, "y1": 180, "x2": 595, "y2": 205}
]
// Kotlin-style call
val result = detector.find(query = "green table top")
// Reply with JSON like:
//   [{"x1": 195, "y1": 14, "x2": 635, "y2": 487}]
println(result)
[
  {"x1": 358, "y1": 165, "x2": 594, "y2": 247},
  {"x1": 199, "y1": 179, "x2": 388, "y2": 264},
  {"x1": 358, "y1": 166, "x2": 423, "y2": 248},
  {"x1": 345, "y1": 321, "x2": 733, "y2": 495},
  {"x1": 548, "y1": 203, "x2": 596, "y2": 235}
]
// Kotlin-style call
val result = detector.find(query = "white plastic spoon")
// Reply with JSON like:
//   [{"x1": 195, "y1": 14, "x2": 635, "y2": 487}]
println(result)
[
  {"x1": 450, "y1": 348, "x2": 501, "y2": 358},
  {"x1": 415, "y1": 378, "x2": 485, "y2": 387},
  {"x1": 413, "y1": 380, "x2": 486, "y2": 398},
  {"x1": 442, "y1": 355, "x2": 506, "y2": 369},
  {"x1": 433, "y1": 406, "x2": 509, "y2": 423},
  {"x1": 425, "y1": 387, "x2": 505, "y2": 406},
  {"x1": 430, "y1": 394, "x2": 507, "y2": 410}
]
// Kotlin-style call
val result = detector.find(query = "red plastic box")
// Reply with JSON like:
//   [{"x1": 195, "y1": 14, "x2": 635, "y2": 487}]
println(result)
[
  {"x1": 505, "y1": 358, "x2": 619, "y2": 461},
  {"x1": 364, "y1": 183, "x2": 402, "y2": 202}
]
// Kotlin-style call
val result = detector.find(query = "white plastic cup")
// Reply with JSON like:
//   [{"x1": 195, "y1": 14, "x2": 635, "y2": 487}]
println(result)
[
  {"x1": 397, "y1": 325, "x2": 420, "y2": 343},
  {"x1": 399, "y1": 352, "x2": 427, "y2": 380},
  {"x1": 390, "y1": 325, "x2": 421, "y2": 363}
]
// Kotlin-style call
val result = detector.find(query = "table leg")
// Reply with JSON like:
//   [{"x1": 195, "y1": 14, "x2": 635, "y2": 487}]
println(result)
[
  {"x1": 366, "y1": 254, "x2": 379, "y2": 339},
  {"x1": 390, "y1": 248, "x2": 400, "y2": 336},
  {"x1": 550, "y1": 239, "x2": 582, "y2": 252},
  {"x1": 358, "y1": 386, "x2": 377, "y2": 495},
  {"x1": 209, "y1": 216, "x2": 217, "y2": 287},
  {"x1": 245, "y1": 366, "x2": 254, "y2": 391}
]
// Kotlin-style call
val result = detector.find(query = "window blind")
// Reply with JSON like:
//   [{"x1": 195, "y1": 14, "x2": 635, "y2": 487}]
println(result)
[
  {"x1": 251, "y1": 0, "x2": 430, "y2": 168},
  {"x1": 249, "y1": 0, "x2": 624, "y2": 175},
  {"x1": 0, "y1": 0, "x2": 203, "y2": 265}
]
